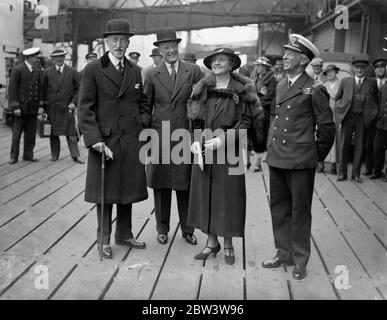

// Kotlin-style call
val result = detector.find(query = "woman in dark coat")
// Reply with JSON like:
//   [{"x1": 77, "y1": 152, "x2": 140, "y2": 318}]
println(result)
[
  {"x1": 186, "y1": 48, "x2": 261, "y2": 265},
  {"x1": 250, "y1": 56, "x2": 277, "y2": 172}
]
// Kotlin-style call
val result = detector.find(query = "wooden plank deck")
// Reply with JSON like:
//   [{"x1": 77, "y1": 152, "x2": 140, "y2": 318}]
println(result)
[{"x1": 0, "y1": 121, "x2": 386, "y2": 300}]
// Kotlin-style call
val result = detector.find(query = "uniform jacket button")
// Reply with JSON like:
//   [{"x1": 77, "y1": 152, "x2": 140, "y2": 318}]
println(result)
[
  {"x1": 284, "y1": 128, "x2": 288, "y2": 132},
  {"x1": 286, "y1": 117, "x2": 289, "y2": 121},
  {"x1": 273, "y1": 137, "x2": 276, "y2": 141},
  {"x1": 287, "y1": 105, "x2": 291, "y2": 109},
  {"x1": 282, "y1": 140, "x2": 286, "y2": 144},
  {"x1": 274, "y1": 126, "x2": 278, "y2": 130},
  {"x1": 275, "y1": 115, "x2": 279, "y2": 119}
]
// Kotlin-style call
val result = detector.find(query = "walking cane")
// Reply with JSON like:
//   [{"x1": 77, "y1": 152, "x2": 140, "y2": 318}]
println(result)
[{"x1": 99, "y1": 144, "x2": 106, "y2": 261}]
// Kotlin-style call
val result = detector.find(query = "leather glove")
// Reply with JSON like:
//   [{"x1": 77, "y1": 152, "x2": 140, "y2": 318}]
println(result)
[
  {"x1": 204, "y1": 137, "x2": 222, "y2": 151},
  {"x1": 92, "y1": 142, "x2": 114, "y2": 160},
  {"x1": 13, "y1": 108, "x2": 21, "y2": 117}
]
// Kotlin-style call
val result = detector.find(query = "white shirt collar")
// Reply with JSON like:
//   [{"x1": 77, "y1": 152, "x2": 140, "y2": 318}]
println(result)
[
  {"x1": 288, "y1": 72, "x2": 302, "y2": 86},
  {"x1": 355, "y1": 75, "x2": 365, "y2": 84},
  {"x1": 55, "y1": 64, "x2": 64, "y2": 72},
  {"x1": 24, "y1": 60, "x2": 33, "y2": 72},
  {"x1": 108, "y1": 52, "x2": 124, "y2": 69},
  {"x1": 165, "y1": 60, "x2": 179, "y2": 75}
]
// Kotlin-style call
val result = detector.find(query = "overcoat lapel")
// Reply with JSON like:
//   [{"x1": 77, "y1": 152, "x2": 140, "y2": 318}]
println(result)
[
  {"x1": 155, "y1": 62, "x2": 174, "y2": 94},
  {"x1": 100, "y1": 53, "x2": 123, "y2": 90},
  {"x1": 118, "y1": 58, "x2": 136, "y2": 98},
  {"x1": 172, "y1": 60, "x2": 189, "y2": 101},
  {"x1": 277, "y1": 72, "x2": 309, "y2": 104}
]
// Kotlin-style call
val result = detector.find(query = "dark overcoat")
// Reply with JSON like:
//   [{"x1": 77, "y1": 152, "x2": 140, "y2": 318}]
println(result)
[
  {"x1": 78, "y1": 52, "x2": 151, "y2": 204},
  {"x1": 143, "y1": 60, "x2": 202, "y2": 190},
  {"x1": 377, "y1": 82, "x2": 387, "y2": 131},
  {"x1": 42, "y1": 64, "x2": 79, "y2": 136},
  {"x1": 266, "y1": 72, "x2": 335, "y2": 169},
  {"x1": 334, "y1": 76, "x2": 379, "y2": 128},
  {"x1": 186, "y1": 76, "x2": 254, "y2": 238}
]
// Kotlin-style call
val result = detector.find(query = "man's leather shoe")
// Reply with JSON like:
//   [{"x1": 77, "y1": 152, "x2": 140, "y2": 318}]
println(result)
[
  {"x1": 97, "y1": 245, "x2": 113, "y2": 259},
  {"x1": 115, "y1": 238, "x2": 146, "y2": 249},
  {"x1": 50, "y1": 156, "x2": 58, "y2": 161},
  {"x1": 9, "y1": 159, "x2": 17, "y2": 165},
  {"x1": 23, "y1": 157, "x2": 39, "y2": 162},
  {"x1": 352, "y1": 176, "x2": 363, "y2": 183},
  {"x1": 316, "y1": 162, "x2": 324, "y2": 173},
  {"x1": 262, "y1": 256, "x2": 294, "y2": 268},
  {"x1": 292, "y1": 264, "x2": 307, "y2": 280},
  {"x1": 182, "y1": 233, "x2": 197, "y2": 245},
  {"x1": 370, "y1": 173, "x2": 383, "y2": 180},
  {"x1": 157, "y1": 233, "x2": 168, "y2": 244},
  {"x1": 337, "y1": 174, "x2": 347, "y2": 181},
  {"x1": 73, "y1": 157, "x2": 84, "y2": 164}
]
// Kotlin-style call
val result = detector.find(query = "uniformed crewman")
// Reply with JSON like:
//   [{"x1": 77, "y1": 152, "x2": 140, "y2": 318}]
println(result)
[
  {"x1": 262, "y1": 34, "x2": 335, "y2": 280},
  {"x1": 8, "y1": 47, "x2": 44, "y2": 164}
]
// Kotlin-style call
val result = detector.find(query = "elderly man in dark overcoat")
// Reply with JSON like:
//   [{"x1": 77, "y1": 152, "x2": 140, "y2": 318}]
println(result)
[
  {"x1": 144, "y1": 27, "x2": 202, "y2": 246},
  {"x1": 8, "y1": 47, "x2": 44, "y2": 164},
  {"x1": 262, "y1": 34, "x2": 335, "y2": 280},
  {"x1": 42, "y1": 48, "x2": 83, "y2": 163},
  {"x1": 335, "y1": 58, "x2": 379, "y2": 183},
  {"x1": 78, "y1": 19, "x2": 151, "y2": 259}
]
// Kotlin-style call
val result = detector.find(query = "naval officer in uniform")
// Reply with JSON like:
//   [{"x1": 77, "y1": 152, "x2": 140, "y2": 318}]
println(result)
[{"x1": 262, "y1": 34, "x2": 335, "y2": 280}]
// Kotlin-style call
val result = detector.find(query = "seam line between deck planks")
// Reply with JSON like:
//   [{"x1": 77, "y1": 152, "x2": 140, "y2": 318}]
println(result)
[
  {"x1": 0, "y1": 210, "x2": 25, "y2": 229},
  {"x1": 99, "y1": 210, "x2": 154, "y2": 300},
  {"x1": 0, "y1": 261, "x2": 37, "y2": 298},
  {"x1": 3, "y1": 191, "x2": 86, "y2": 252},
  {"x1": 46, "y1": 265, "x2": 79, "y2": 300},
  {"x1": 148, "y1": 222, "x2": 181, "y2": 300}
]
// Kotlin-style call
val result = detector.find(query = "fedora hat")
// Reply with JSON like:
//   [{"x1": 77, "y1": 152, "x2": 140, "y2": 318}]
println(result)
[
  {"x1": 203, "y1": 47, "x2": 241, "y2": 72},
  {"x1": 254, "y1": 56, "x2": 272, "y2": 67},
  {"x1": 150, "y1": 48, "x2": 161, "y2": 57},
  {"x1": 50, "y1": 48, "x2": 68, "y2": 57},
  {"x1": 323, "y1": 64, "x2": 340, "y2": 75},
  {"x1": 103, "y1": 19, "x2": 134, "y2": 38},
  {"x1": 129, "y1": 52, "x2": 140, "y2": 58},
  {"x1": 153, "y1": 27, "x2": 181, "y2": 46},
  {"x1": 85, "y1": 52, "x2": 97, "y2": 59},
  {"x1": 183, "y1": 52, "x2": 197, "y2": 62}
]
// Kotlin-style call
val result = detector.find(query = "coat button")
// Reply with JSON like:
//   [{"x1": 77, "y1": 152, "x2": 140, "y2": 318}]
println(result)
[
  {"x1": 286, "y1": 117, "x2": 289, "y2": 121},
  {"x1": 273, "y1": 137, "x2": 276, "y2": 141},
  {"x1": 275, "y1": 115, "x2": 279, "y2": 119},
  {"x1": 274, "y1": 126, "x2": 278, "y2": 130},
  {"x1": 284, "y1": 128, "x2": 288, "y2": 132},
  {"x1": 287, "y1": 105, "x2": 291, "y2": 109},
  {"x1": 276, "y1": 104, "x2": 280, "y2": 108},
  {"x1": 282, "y1": 140, "x2": 286, "y2": 144}
]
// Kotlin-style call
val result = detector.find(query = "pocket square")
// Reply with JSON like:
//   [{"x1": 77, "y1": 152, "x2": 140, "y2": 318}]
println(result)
[{"x1": 135, "y1": 83, "x2": 140, "y2": 89}]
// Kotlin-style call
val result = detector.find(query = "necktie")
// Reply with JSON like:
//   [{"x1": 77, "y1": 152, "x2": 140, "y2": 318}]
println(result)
[
  {"x1": 57, "y1": 67, "x2": 61, "y2": 75},
  {"x1": 170, "y1": 63, "x2": 176, "y2": 84},
  {"x1": 117, "y1": 62, "x2": 124, "y2": 77},
  {"x1": 357, "y1": 78, "x2": 361, "y2": 88}
]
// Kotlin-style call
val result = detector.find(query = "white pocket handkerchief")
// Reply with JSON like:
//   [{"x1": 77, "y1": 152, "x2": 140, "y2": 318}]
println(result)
[{"x1": 135, "y1": 83, "x2": 140, "y2": 89}]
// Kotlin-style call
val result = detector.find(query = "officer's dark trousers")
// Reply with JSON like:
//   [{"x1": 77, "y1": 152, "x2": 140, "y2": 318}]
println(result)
[
  {"x1": 339, "y1": 112, "x2": 364, "y2": 177},
  {"x1": 96, "y1": 204, "x2": 133, "y2": 245},
  {"x1": 50, "y1": 135, "x2": 80, "y2": 159},
  {"x1": 364, "y1": 119, "x2": 377, "y2": 173},
  {"x1": 153, "y1": 189, "x2": 194, "y2": 234},
  {"x1": 10, "y1": 114, "x2": 37, "y2": 160},
  {"x1": 269, "y1": 166, "x2": 315, "y2": 266},
  {"x1": 373, "y1": 129, "x2": 387, "y2": 176}
]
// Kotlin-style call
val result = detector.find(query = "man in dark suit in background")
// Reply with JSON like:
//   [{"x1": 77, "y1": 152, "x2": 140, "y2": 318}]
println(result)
[
  {"x1": 42, "y1": 48, "x2": 83, "y2": 163},
  {"x1": 335, "y1": 59, "x2": 379, "y2": 183},
  {"x1": 144, "y1": 27, "x2": 202, "y2": 246},
  {"x1": 370, "y1": 81, "x2": 387, "y2": 181},
  {"x1": 262, "y1": 34, "x2": 335, "y2": 280},
  {"x1": 8, "y1": 47, "x2": 44, "y2": 164},
  {"x1": 141, "y1": 48, "x2": 163, "y2": 85}
]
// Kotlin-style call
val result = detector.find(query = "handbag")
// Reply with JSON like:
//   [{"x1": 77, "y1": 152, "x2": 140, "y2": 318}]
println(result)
[{"x1": 37, "y1": 114, "x2": 52, "y2": 138}]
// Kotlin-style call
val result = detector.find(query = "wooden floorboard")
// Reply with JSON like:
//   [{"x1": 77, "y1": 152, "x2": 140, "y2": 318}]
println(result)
[{"x1": 0, "y1": 122, "x2": 386, "y2": 299}]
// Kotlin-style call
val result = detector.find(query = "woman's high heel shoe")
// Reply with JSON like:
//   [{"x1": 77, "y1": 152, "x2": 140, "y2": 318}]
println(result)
[
  {"x1": 224, "y1": 247, "x2": 235, "y2": 265},
  {"x1": 194, "y1": 243, "x2": 221, "y2": 260}
]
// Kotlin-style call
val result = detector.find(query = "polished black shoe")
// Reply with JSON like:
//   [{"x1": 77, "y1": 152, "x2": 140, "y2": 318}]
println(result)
[
  {"x1": 9, "y1": 158, "x2": 18, "y2": 165},
  {"x1": 262, "y1": 256, "x2": 294, "y2": 268},
  {"x1": 97, "y1": 245, "x2": 113, "y2": 259},
  {"x1": 183, "y1": 232, "x2": 197, "y2": 245},
  {"x1": 292, "y1": 264, "x2": 307, "y2": 280},
  {"x1": 336, "y1": 174, "x2": 347, "y2": 182},
  {"x1": 23, "y1": 157, "x2": 39, "y2": 162},
  {"x1": 50, "y1": 156, "x2": 58, "y2": 161},
  {"x1": 352, "y1": 176, "x2": 363, "y2": 183},
  {"x1": 157, "y1": 233, "x2": 168, "y2": 245},
  {"x1": 115, "y1": 238, "x2": 146, "y2": 249},
  {"x1": 194, "y1": 243, "x2": 221, "y2": 260},
  {"x1": 73, "y1": 157, "x2": 84, "y2": 164},
  {"x1": 370, "y1": 173, "x2": 383, "y2": 180},
  {"x1": 224, "y1": 247, "x2": 235, "y2": 265},
  {"x1": 363, "y1": 170, "x2": 372, "y2": 176}
]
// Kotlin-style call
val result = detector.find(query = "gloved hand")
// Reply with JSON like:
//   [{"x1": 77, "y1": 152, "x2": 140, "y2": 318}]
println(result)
[
  {"x1": 190, "y1": 141, "x2": 204, "y2": 171},
  {"x1": 92, "y1": 142, "x2": 114, "y2": 160},
  {"x1": 204, "y1": 137, "x2": 222, "y2": 151},
  {"x1": 68, "y1": 102, "x2": 76, "y2": 114},
  {"x1": 13, "y1": 108, "x2": 21, "y2": 117}
]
